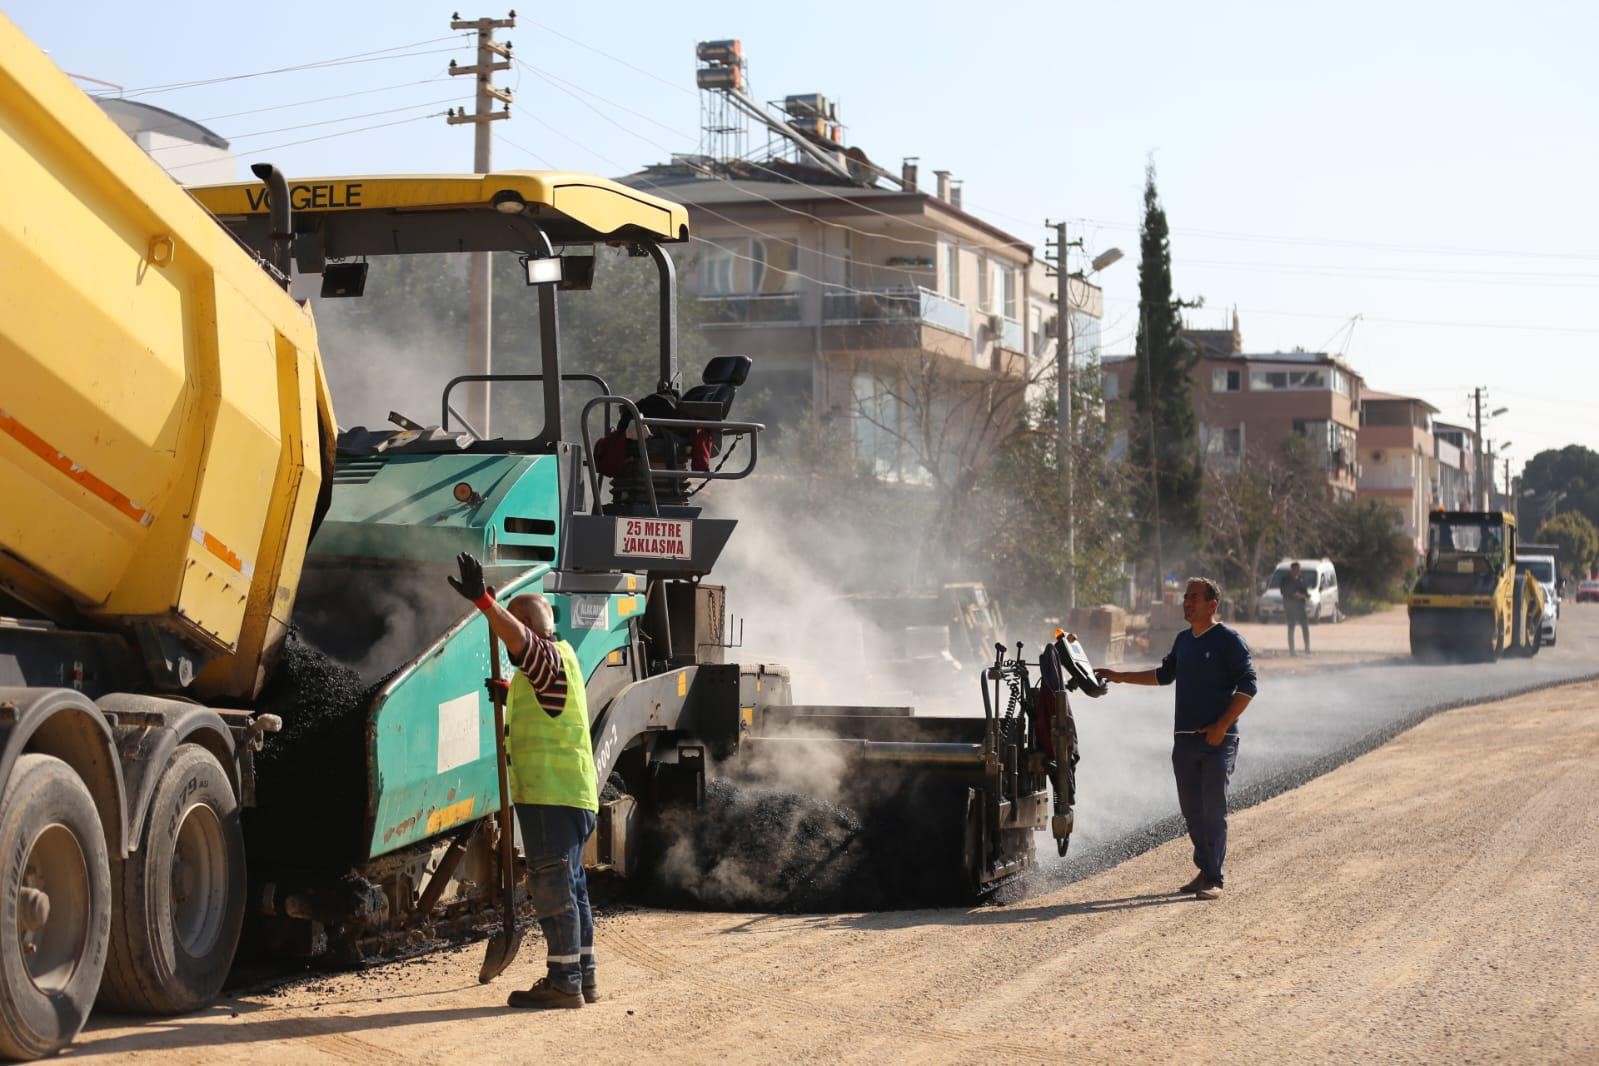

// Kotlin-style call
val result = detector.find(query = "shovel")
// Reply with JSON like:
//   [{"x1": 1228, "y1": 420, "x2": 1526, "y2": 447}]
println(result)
[{"x1": 479, "y1": 621, "x2": 525, "y2": 983}]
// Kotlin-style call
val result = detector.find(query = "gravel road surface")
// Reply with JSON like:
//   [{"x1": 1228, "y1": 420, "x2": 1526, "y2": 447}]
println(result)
[{"x1": 76, "y1": 668, "x2": 1599, "y2": 1063}]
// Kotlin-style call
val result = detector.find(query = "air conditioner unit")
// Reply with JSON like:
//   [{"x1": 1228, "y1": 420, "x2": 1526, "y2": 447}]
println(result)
[{"x1": 987, "y1": 312, "x2": 1005, "y2": 335}]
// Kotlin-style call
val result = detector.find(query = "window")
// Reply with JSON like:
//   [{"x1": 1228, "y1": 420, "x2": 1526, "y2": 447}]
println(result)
[
  {"x1": 1103, "y1": 372, "x2": 1120, "y2": 401},
  {"x1": 943, "y1": 241, "x2": 960, "y2": 301},
  {"x1": 759, "y1": 239, "x2": 799, "y2": 293},
  {"x1": 1249, "y1": 366, "x2": 1328, "y2": 390},
  {"x1": 1222, "y1": 426, "x2": 1243, "y2": 457},
  {"x1": 1002, "y1": 266, "x2": 1017, "y2": 319},
  {"x1": 1212, "y1": 368, "x2": 1242, "y2": 392},
  {"x1": 1072, "y1": 311, "x2": 1100, "y2": 361},
  {"x1": 699, "y1": 237, "x2": 800, "y2": 295},
  {"x1": 977, "y1": 256, "x2": 990, "y2": 310}
]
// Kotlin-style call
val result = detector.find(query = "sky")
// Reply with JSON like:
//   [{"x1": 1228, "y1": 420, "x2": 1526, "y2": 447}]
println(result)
[{"x1": 11, "y1": 0, "x2": 1597, "y2": 470}]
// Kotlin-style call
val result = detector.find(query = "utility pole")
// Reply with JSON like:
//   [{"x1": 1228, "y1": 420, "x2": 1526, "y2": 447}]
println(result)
[
  {"x1": 448, "y1": 10, "x2": 515, "y2": 435},
  {"x1": 1471, "y1": 386, "x2": 1485, "y2": 510},
  {"x1": 1503, "y1": 456, "x2": 1511, "y2": 499},
  {"x1": 1045, "y1": 220, "x2": 1075, "y2": 611}
]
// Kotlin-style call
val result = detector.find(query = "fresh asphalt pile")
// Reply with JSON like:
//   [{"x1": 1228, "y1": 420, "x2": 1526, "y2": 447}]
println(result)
[{"x1": 248, "y1": 634, "x2": 382, "y2": 869}]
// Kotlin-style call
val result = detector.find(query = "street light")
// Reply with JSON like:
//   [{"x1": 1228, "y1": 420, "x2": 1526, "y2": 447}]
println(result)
[{"x1": 1049, "y1": 222, "x2": 1124, "y2": 611}]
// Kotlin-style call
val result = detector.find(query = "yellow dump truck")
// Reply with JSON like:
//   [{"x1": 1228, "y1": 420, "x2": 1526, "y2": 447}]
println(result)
[
  {"x1": 0, "y1": 15, "x2": 333, "y2": 1056},
  {"x1": 1408, "y1": 509, "x2": 1543, "y2": 661}
]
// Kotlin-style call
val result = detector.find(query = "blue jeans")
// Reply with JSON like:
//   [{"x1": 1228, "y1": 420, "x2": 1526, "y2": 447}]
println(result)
[
  {"x1": 1171, "y1": 734, "x2": 1239, "y2": 886},
  {"x1": 1285, "y1": 605, "x2": 1309, "y2": 652},
  {"x1": 515, "y1": 804, "x2": 596, "y2": 994}
]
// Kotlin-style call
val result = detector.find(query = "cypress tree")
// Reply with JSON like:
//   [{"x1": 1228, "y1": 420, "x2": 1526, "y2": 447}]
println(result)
[{"x1": 1130, "y1": 162, "x2": 1203, "y2": 594}]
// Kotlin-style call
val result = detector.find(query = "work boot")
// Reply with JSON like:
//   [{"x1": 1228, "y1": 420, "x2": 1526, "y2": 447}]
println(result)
[
  {"x1": 1195, "y1": 882, "x2": 1224, "y2": 901},
  {"x1": 1178, "y1": 874, "x2": 1207, "y2": 894},
  {"x1": 508, "y1": 978, "x2": 584, "y2": 1010},
  {"x1": 582, "y1": 978, "x2": 600, "y2": 1004}
]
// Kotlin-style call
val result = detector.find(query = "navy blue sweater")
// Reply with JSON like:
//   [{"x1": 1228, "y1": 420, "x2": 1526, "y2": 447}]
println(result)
[{"x1": 1155, "y1": 623, "x2": 1258, "y2": 734}]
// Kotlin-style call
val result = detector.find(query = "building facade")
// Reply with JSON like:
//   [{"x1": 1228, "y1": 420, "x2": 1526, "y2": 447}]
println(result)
[
  {"x1": 1101, "y1": 322, "x2": 1362, "y2": 497},
  {"x1": 1357, "y1": 391, "x2": 1440, "y2": 554},
  {"x1": 621, "y1": 160, "x2": 1102, "y2": 481}
]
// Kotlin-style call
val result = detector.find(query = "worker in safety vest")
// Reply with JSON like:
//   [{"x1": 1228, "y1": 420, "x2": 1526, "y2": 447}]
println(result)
[{"x1": 450, "y1": 552, "x2": 600, "y2": 1009}]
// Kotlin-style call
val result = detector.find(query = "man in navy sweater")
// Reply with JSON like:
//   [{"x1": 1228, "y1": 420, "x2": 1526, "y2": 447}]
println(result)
[{"x1": 1096, "y1": 577, "x2": 1257, "y2": 899}]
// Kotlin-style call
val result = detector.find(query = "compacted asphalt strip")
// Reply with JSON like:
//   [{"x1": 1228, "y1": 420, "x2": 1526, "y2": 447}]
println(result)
[{"x1": 1033, "y1": 604, "x2": 1599, "y2": 889}]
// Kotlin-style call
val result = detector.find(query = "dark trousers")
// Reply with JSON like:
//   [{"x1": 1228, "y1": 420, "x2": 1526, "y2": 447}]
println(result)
[
  {"x1": 515, "y1": 804, "x2": 596, "y2": 993},
  {"x1": 1172, "y1": 734, "x2": 1239, "y2": 886},
  {"x1": 1285, "y1": 604, "x2": 1310, "y2": 652}
]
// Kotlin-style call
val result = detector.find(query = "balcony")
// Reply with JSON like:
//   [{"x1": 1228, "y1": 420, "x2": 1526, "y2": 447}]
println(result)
[
  {"x1": 997, "y1": 316, "x2": 1023, "y2": 352},
  {"x1": 699, "y1": 292, "x2": 804, "y2": 326},
  {"x1": 822, "y1": 286, "x2": 971, "y2": 338}
]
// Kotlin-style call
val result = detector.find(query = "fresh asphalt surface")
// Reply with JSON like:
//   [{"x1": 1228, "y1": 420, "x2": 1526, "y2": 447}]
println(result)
[{"x1": 1036, "y1": 603, "x2": 1599, "y2": 886}]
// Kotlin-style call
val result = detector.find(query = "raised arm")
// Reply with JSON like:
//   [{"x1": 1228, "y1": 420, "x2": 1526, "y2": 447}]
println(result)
[{"x1": 448, "y1": 552, "x2": 532, "y2": 662}]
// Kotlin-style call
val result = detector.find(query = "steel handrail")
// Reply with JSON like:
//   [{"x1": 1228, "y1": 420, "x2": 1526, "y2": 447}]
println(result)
[
  {"x1": 441, "y1": 373, "x2": 613, "y2": 434},
  {"x1": 578, "y1": 394, "x2": 764, "y2": 517}
]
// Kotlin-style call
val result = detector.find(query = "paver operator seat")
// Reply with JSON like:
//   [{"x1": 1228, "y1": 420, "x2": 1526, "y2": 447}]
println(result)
[{"x1": 599, "y1": 355, "x2": 753, "y2": 515}]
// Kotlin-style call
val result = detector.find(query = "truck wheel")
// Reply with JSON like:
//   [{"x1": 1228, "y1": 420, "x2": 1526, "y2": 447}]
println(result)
[
  {"x1": 100, "y1": 745, "x2": 244, "y2": 1015},
  {"x1": 0, "y1": 755, "x2": 111, "y2": 1061}
]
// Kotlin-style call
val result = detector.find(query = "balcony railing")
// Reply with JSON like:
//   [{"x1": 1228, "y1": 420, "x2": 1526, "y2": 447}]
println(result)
[
  {"x1": 699, "y1": 292, "x2": 804, "y2": 325},
  {"x1": 822, "y1": 286, "x2": 971, "y2": 338},
  {"x1": 998, "y1": 316, "x2": 1024, "y2": 352}
]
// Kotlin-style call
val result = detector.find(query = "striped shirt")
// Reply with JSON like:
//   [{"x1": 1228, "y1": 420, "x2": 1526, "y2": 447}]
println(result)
[{"x1": 514, "y1": 624, "x2": 568, "y2": 717}]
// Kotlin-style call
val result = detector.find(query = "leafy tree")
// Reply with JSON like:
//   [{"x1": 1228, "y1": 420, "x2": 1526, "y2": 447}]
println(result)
[
  {"x1": 1520, "y1": 445, "x2": 1599, "y2": 534},
  {"x1": 1316, "y1": 496, "x2": 1413, "y2": 607},
  {"x1": 967, "y1": 373, "x2": 1133, "y2": 616},
  {"x1": 1199, "y1": 435, "x2": 1327, "y2": 614},
  {"x1": 1129, "y1": 161, "x2": 1203, "y2": 593},
  {"x1": 1534, "y1": 511, "x2": 1599, "y2": 581}
]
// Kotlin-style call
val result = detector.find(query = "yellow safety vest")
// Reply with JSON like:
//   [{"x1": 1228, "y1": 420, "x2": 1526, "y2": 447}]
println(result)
[{"x1": 506, "y1": 639, "x2": 598, "y2": 811}]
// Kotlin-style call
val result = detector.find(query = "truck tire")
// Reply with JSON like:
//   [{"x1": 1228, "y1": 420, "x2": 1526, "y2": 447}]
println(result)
[
  {"x1": 100, "y1": 745, "x2": 244, "y2": 1015},
  {"x1": 0, "y1": 754, "x2": 112, "y2": 1061}
]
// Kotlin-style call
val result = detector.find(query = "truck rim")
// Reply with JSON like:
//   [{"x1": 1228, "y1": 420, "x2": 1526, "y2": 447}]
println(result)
[
  {"x1": 170, "y1": 802, "x2": 226, "y2": 958},
  {"x1": 19, "y1": 824, "x2": 90, "y2": 994}
]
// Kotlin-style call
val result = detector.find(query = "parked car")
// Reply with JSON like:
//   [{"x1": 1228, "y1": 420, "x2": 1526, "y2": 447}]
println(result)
[
  {"x1": 1515, "y1": 554, "x2": 1559, "y2": 646},
  {"x1": 1577, "y1": 579, "x2": 1599, "y2": 604},
  {"x1": 1257, "y1": 558, "x2": 1340, "y2": 623}
]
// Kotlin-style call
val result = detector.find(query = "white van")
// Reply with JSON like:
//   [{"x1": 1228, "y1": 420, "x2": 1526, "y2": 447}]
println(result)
[{"x1": 1257, "y1": 558, "x2": 1340, "y2": 623}]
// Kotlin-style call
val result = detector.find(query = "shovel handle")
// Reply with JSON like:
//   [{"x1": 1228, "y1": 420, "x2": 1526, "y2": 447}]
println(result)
[{"x1": 481, "y1": 594, "x2": 525, "y2": 982}]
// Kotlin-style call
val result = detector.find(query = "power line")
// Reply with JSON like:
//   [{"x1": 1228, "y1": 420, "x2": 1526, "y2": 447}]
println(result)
[
  {"x1": 1081, "y1": 217, "x2": 1599, "y2": 264},
  {"x1": 124, "y1": 77, "x2": 451, "y2": 139},
  {"x1": 148, "y1": 96, "x2": 467, "y2": 151},
  {"x1": 519, "y1": 18, "x2": 694, "y2": 95},
  {"x1": 509, "y1": 52, "x2": 1028, "y2": 257},
  {"x1": 108, "y1": 38, "x2": 472, "y2": 99},
  {"x1": 1173, "y1": 257, "x2": 1599, "y2": 288},
  {"x1": 163, "y1": 113, "x2": 446, "y2": 172},
  {"x1": 1103, "y1": 296, "x2": 1599, "y2": 335},
  {"x1": 498, "y1": 130, "x2": 934, "y2": 302}
]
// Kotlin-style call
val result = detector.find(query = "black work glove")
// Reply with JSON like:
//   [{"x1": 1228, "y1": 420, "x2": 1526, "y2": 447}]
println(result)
[{"x1": 448, "y1": 551, "x2": 486, "y2": 602}]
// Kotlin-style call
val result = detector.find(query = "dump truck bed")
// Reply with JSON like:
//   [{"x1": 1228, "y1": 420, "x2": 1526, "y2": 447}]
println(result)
[{"x1": 0, "y1": 16, "x2": 334, "y2": 699}]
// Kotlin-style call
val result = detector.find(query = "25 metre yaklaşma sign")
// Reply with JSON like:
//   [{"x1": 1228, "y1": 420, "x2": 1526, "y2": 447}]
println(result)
[{"x1": 615, "y1": 517, "x2": 693, "y2": 561}]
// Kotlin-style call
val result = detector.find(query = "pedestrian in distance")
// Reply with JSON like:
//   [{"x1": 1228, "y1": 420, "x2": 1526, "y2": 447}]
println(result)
[
  {"x1": 1280, "y1": 561, "x2": 1311, "y2": 656},
  {"x1": 1094, "y1": 577, "x2": 1257, "y2": 900},
  {"x1": 449, "y1": 552, "x2": 601, "y2": 1009}
]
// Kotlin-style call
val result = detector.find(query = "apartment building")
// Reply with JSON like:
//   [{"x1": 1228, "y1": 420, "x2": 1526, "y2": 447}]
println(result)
[
  {"x1": 1100, "y1": 318, "x2": 1363, "y2": 496},
  {"x1": 1432, "y1": 420, "x2": 1480, "y2": 510},
  {"x1": 1357, "y1": 391, "x2": 1440, "y2": 554},
  {"x1": 618, "y1": 41, "x2": 1105, "y2": 481},
  {"x1": 622, "y1": 159, "x2": 1065, "y2": 479}
]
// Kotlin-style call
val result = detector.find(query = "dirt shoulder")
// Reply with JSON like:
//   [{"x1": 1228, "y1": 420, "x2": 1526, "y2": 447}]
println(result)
[
  {"x1": 1231, "y1": 602, "x2": 1409, "y2": 673},
  {"x1": 80, "y1": 680, "x2": 1599, "y2": 1064}
]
